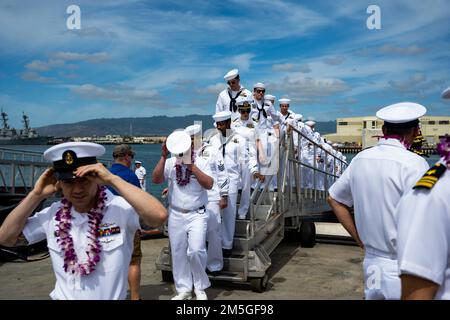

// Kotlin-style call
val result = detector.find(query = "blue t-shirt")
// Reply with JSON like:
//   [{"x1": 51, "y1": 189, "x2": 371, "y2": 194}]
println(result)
[{"x1": 108, "y1": 163, "x2": 141, "y2": 195}]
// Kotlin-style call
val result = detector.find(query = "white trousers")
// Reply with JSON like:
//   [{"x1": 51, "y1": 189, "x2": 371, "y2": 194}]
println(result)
[
  {"x1": 363, "y1": 253, "x2": 401, "y2": 300},
  {"x1": 168, "y1": 207, "x2": 211, "y2": 293},
  {"x1": 206, "y1": 201, "x2": 223, "y2": 272},
  {"x1": 221, "y1": 192, "x2": 238, "y2": 250},
  {"x1": 238, "y1": 165, "x2": 252, "y2": 218}
]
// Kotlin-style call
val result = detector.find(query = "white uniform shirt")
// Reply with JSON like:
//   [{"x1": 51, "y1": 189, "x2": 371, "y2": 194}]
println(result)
[
  {"x1": 397, "y1": 162, "x2": 450, "y2": 299},
  {"x1": 197, "y1": 144, "x2": 230, "y2": 201},
  {"x1": 135, "y1": 166, "x2": 146, "y2": 187},
  {"x1": 23, "y1": 190, "x2": 140, "y2": 300},
  {"x1": 328, "y1": 138, "x2": 429, "y2": 258},
  {"x1": 209, "y1": 131, "x2": 258, "y2": 194},
  {"x1": 216, "y1": 87, "x2": 252, "y2": 121},
  {"x1": 164, "y1": 156, "x2": 212, "y2": 210}
]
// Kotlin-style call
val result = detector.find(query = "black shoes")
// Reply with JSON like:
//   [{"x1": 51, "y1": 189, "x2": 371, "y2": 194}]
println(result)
[
  {"x1": 222, "y1": 249, "x2": 232, "y2": 257},
  {"x1": 206, "y1": 269, "x2": 221, "y2": 277}
]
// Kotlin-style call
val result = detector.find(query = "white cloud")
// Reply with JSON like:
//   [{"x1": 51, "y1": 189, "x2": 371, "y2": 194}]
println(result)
[
  {"x1": 272, "y1": 63, "x2": 295, "y2": 72},
  {"x1": 50, "y1": 52, "x2": 110, "y2": 63},
  {"x1": 196, "y1": 83, "x2": 227, "y2": 95},
  {"x1": 271, "y1": 76, "x2": 350, "y2": 100},
  {"x1": 378, "y1": 44, "x2": 427, "y2": 55},
  {"x1": 323, "y1": 56, "x2": 346, "y2": 66},
  {"x1": 298, "y1": 64, "x2": 312, "y2": 73},
  {"x1": 71, "y1": 84, "x2": 160, "y2": 105},
  {"x1": 21, "y1": 71, "x2": 55, "y2": 83},
  {"x1": 388, "y1": 73, "x2": 427, "y2": 92},
  {"x1": 229, "y1": 54, "x2": 255, "y2": 72},
  {"x1": 25, "y1": 59, "x2": 65, "y2": 71}
]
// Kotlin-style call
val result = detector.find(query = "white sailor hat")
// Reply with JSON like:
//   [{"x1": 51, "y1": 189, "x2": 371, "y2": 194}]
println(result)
[
  {"x1": 224, "y1": 68, "x2": 239, "y2": 81},
  {"x1": 279, "y1": 98, "x2": 291, "y2": 105},
  {"x1": 44, "y1": 142, "x2": 105, "y2": 181},
  {"x1": 166, "y1": 130, "x2": 191, "y2": 156},
  {"x1": 376, "y1": 102, "x2": 426, "y2": 124},
  {"x1": 213, "y1": 110, "x2": 232, "y2": 122},
  {"x1": 442, "y1": 86, "x2": 450, "y2": 99},
  {"x1": 294, "y1": 114, "x2": 303, "y2": 121},
  {"x1": 327, "y1": 140, "x2": 333, "y2": 145},
  {"x1": 185, "y1": 124, "x2": 202, "y2": 136},
  {"x1": 305, "y1": 120, "x2": 316, "y2": 127},
  {"x1": 135, "y1": 160, "x2": 142, "y2": 164},
  {"x1": 253, "y1": 82, "x2": 265, "y2": 90},
  {"x1": 265, "y1": 94, "x2": 276, "y2": 101},
  {"x1": 332, "y1": 143, "x2": 339, "y2": 147}
]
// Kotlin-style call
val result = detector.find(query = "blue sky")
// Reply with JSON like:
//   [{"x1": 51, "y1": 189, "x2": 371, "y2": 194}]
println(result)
[{"x1": 0, "y1": 0, "x2": 449, "y2": 128}]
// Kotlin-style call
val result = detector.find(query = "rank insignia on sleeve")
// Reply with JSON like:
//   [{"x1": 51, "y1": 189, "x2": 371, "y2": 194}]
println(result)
[{"x1": 413, "y1": 163, "x2": 446, "y2": 190}]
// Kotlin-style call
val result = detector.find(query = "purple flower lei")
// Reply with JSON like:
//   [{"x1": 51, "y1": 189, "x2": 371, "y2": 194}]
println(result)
[
  {"x1": 175, "y1": 149, "x2": 194, "y2": 186},
  {"x1": 55, "y1": 185, "x2": 107, "y2": 276},
  {"x1": 437, "y1": 134, "x2": 450, "y2": 166}
]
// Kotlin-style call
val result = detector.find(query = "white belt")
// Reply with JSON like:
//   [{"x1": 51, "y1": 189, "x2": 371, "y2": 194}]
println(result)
[{"x1": 171, "y1": 205, "x2": 206, "y2": 214}]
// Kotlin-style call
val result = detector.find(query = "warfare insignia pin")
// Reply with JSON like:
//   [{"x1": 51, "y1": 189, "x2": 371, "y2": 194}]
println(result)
[{"x1": 413, "y1": 163, "x2": 446, "y2": 190}]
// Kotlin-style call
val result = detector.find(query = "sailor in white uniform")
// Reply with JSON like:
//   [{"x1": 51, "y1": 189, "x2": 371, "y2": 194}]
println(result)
[
  {"x1": 134, "y1": 160, "x2": 147, "y2": 191},
  {"x1": 0, "y1": 142, "x2": 168, "y2": 300},
  {"x1": 303, "y1": 120, "x2": 317, "y2": 189},
  {"x1": 396, "y1": 142, "x2": 450, "y2": 299},
  {"x1": 396, "y1": 90, "x2": 450, "y2": 300},
  {"x1": 215, "y1": 68, "x2": 252, "y2": 121},
  {"x1": 231, "y1": 97, "x2": 258, "y2": 219},
  {"x1": 186, "y1": 124, "x2": 230, "y2": 276},
  {"x1": 152, "y1": 131, "x2": 214, "y2": 300},
  {"x1": 209, "y1": 111, "x2": 262, "y2": 256},
  {"x1": 327, "y1": 102, "x2": 430, "y2": 300}
]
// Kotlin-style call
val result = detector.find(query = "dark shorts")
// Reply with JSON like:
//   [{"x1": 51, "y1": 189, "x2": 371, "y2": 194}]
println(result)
[{"x1": 130, "y1": 230, "x2": 142, "y2": 264}]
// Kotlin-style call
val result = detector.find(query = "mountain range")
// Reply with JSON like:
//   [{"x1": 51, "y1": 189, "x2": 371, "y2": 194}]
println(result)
[{"x1": 36, "y1": 115, "x2": 337, "y2": 137}]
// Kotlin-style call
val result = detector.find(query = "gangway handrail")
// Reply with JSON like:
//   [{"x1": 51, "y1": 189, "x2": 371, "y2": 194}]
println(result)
[{"x1": 0, "y1": 147, "x2": 113, "y2": 167}]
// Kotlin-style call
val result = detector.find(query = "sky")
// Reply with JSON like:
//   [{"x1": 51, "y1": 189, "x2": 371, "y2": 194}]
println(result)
[{"x1": 0, "y1": 0, "x2": 449, "y2": 128}]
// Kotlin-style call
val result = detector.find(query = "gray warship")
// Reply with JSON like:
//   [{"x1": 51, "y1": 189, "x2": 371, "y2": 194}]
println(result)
[{"x1": 0, "y1": 110, "x2": 51, "y2": 145}]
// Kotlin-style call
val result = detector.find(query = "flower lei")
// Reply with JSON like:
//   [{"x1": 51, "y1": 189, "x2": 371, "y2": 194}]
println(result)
[
  {"x1": 55, "y1": 186, "x2": 107, "y2": 276},
  {"x1": 437, "y1": 134, "x2": 450, "y2": 167},
  {"x1": 175, "y1": 149, "x2": 194, "y2": 186}
]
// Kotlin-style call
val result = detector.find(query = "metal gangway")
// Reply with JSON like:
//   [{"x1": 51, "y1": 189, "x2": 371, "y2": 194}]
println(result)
[
  {"x1": 0, "y1": 147, "x2": 113, "y2": 195},
  {"x1": 156, "y1": 125, "x2": 348, "y2": 292}
]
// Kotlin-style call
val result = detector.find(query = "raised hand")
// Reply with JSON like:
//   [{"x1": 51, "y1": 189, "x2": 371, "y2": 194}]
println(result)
[
  {"x1": 32, "y1": 168, "x2": 60, "y2": 199},
  {"x1": 75, "y1": 163, "x2": 115, "y2": 186}
]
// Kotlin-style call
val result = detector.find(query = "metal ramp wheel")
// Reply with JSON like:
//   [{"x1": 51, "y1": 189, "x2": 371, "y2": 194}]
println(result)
[
  {"x1": 249, "y1": 273, "x2": 269, "y2": 293},
  {"x1": 299, "y1": 221, "x2": 316, "y2": 248}
]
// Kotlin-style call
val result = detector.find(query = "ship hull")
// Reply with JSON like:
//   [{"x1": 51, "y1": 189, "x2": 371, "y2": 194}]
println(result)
[{"x1": 0, "y1": 137, "x2": 51, "y2": 145}]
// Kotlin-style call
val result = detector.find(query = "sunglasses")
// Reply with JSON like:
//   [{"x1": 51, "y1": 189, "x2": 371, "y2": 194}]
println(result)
[
  {"x1": 227, "y1": 80, "x2": 239, "y2": 85},
  {"x1": 239, "y1": 109, "x2": 251, "y2": 114},
  {"x1": 255, "y1": 89, "x2": 265, "y2": 94}
]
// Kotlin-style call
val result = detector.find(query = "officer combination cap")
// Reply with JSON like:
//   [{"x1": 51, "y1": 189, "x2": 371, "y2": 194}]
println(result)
[
  {"x1": 213, "y1": 110, "x2": 232, "y2": 122},
  {"x1": 442, "y1": 86, "x2": 450, "y2": 99},
  {"x1": 224, "y1": 68, "x2": 239, "y2": 81},
  {"x1": 279, "y1": 98, "x2": 291, "y2": 104},
  {"x1": 376, "y1": 102, "x2": 426, "y2": 126},
  {"x1": 44, "y1": 142, "x2": 105, "y2": 181},
  {"x1": 166, "y1": 131, "x2": 191, "y2": 156},
  {"x1": 236, "y1": 96, "x2": 252, "y2": 107},
  {"x1": 305, "y1": 120, "x2": 316, "y2": 127},
  {"x1": 253, "y1": 82, "x2": 265, "y2": 89},
  {"x1": 185, "y1": 124, "x2": 202, "y2": 136}
]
